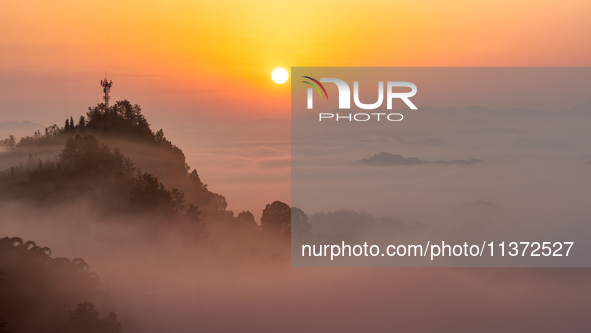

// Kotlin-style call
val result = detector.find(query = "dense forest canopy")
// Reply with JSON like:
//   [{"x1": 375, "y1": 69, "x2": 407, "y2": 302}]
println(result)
[
  {"x1": 0, "y1": 100, "x2": 309, "y2": 233},
  {"x1": 0, "y1": 236, "x2": 119, "y2": 333},
  {"x1": 0, "y1": 100, "x2": 310, "y2": 333},
  {"x1": 2, "y1": 101, "x2": 232, "y2": 220}
]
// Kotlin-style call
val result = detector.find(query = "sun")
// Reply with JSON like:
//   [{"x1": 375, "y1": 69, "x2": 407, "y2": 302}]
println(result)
[{"x1": 272, "y1": 68, "x2": 288, "y2": 84}]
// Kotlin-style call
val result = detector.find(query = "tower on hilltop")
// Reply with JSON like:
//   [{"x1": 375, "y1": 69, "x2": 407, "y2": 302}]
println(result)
[{"x1": 100, "y1": 73, "x2": 113, "y2": 108}]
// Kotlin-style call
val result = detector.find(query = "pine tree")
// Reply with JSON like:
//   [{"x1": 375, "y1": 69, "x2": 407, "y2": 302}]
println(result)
[{"x1": 78, "y1": 116, "x2": 86, "y2": 129}]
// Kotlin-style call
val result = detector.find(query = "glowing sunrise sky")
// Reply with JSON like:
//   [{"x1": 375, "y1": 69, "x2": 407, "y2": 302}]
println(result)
[
  {"x1": 1, "y1": 0, "x2": 590, "y2": 124},
  {"x1": 1, "y1": 0, "x2": 590, "y2": 215}
]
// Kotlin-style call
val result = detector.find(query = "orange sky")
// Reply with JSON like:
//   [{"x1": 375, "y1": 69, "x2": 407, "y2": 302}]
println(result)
[
  {"x1": 1, "y1": 0, "x2": 591, "y2": 222},
  {"x1": 1, "y1": 0, "x2": 591, "y2": 123}
]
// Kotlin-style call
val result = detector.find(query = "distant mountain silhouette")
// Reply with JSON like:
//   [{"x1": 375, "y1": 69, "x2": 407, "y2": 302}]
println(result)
[
  {"x1": 0, "y1": 121, "x2": 42, "y2": 129},
  {"x1": 566, "y1": 103, "x2": 591, "y2": 115},
  {"x1": 361, "y1": 135, "x2": 449, "y2": 148},
  {"x1": 358, "y1": 152, "x2": 483, "y2": 166}
]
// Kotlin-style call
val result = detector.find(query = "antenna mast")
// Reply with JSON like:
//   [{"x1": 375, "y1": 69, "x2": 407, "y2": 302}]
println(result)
[{"x1": 100, "y1": 72, "x2": 113, "y2": 108}]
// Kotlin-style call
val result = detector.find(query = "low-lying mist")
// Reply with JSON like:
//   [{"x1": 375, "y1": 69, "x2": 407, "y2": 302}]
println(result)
[
  {"x1": 1, "y1": 101, "x2": 591, "y2": 332},
  {"x1": 4, "y1": 200, "x2": 591, "y2": 333}
]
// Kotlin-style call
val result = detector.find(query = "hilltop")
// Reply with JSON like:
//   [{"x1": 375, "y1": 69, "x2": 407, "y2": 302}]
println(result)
[
  {"x1": 0, "y1": 100, "x2": 309, "y2": 238},
  {"x1": 0, "y1": 100, "x2": 310, "y2": 333}
]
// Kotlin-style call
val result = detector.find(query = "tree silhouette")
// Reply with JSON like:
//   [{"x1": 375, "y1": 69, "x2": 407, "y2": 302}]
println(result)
[
  {"x1": 237, "y1": 211, "x2": 258, "y2": 229},
  {"x1": 59, "y1": 135, "x2": 120, "y2": 174},
  {"x1": 128, "y1": 172, "x2": 184, "y2": 213},
  {"x1": 261, "y1": 201, "x2": 291, "y2": 234},
  {"x1": 85, "y1": 100, "x2": 152, "y2": 140},
  {"x1": 187, "y1": 169, "x2": 216, "y2": 209},
  {"x1": 0, "y1": 135, "x2": 16, "y2": 150},
  {"x1": 60, "y1": 302, "x2": 121, "y2": 333},
  {"x1": 184, "y1": 204, "x2": 202, "y2": 222},
  {"x1": 291, "y1": 207, "x2": 312, "y2": 237},
  {"x1": 46, "y1": 124, "x2": 60, "y2": 136},
  {"x1": 0, "y1": 237, "x2": 101, "y2": 333},
  {"x1": 77, "y1": 115, "x2": 86, "y2": 129}
]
